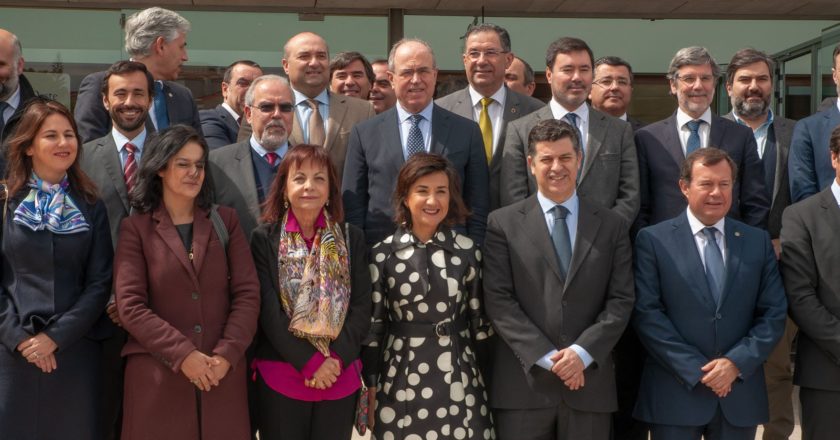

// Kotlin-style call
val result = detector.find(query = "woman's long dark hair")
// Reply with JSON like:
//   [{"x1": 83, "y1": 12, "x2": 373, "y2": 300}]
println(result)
[{"x1": 129, "y1": 125, "x2": 214, "y2": 213}]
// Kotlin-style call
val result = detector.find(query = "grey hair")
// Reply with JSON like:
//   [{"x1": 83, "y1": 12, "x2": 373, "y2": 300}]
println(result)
[
  {"x1": 124, "y1": 7, "x2": 191, "y2": 58},
  {"x1": 462, "y1": 23, "x2": 511, "y2": 53},
  {"x1": 244, "y1": 74, "x2": 290, "y2": 106},
  {"x1": 388, "y1": 38, "x2": 437, "y2": 71},
  {"x1": 666, "y1": 46, "x2": 721, "y2": 81}
]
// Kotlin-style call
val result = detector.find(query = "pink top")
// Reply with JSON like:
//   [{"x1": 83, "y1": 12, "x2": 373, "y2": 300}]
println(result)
[{"x1": 253, "y1": 209, "x2": 361, "y2": 402}]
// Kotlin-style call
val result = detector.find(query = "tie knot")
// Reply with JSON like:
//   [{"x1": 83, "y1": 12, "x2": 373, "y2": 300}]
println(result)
[
  {"x1": 563, "y1": 112, "x2": 579, "y2": 126},
  {"x1": 307, "y1": 98, "x2": 320, "y2": 110},
  {"x1": 552, "y1": 205, "x2": 570, "y2": 220},
  {"x1": 409, "y1": 114, "x2": 423, "y2": 126},
  {"x1": 702, "y1": 227, "x2": 718, "y2": 241},
  {"x1": 686, "y1": 119, "x2": 703, "y2": 133},
  {"x1": 124, "y1": 142, "x2": 137, "y2": 154},
  {"x1": 265, "y1": 152, "x2": 279, "y2": 167},
  {"x1": 481, "y1": 97, "x2": 493, "y2": 109}
]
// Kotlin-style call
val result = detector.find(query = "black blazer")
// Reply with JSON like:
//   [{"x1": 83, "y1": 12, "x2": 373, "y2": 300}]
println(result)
[
  {"x1": 200, "y1": 104, "x2": 239, "y2": 149},
  {"x1": 249, "y1": 222, "x2": 371, "y2": 370},
  {"x1": 341, "y1": 104, "x2": 490, "y2": 245},
  {"x1": 634, "y1": 113, "x2": 769, "y2": 231},
  {"x1": 74, "y1": 70, "x2": 202, "y2": 143}
]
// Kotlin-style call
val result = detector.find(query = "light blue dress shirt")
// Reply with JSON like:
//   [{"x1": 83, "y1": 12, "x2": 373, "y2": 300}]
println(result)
[
  {"x1": 293, "y1": 88, "x2": 329, "y2": 144},
  {"x1": 249, "y1": 135, "x2": 289, "y2": 159},
  {"x1": 111, "y1": 128, "x2": 147, "y2": 170},
  {"x1": 396, "y1": 101, "x2": 434, "y2": 160}
]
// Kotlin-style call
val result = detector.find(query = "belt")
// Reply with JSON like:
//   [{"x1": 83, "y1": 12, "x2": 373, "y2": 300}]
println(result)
[{"x1": 389, "y1": 320, "x2": 469, "y2": 338}]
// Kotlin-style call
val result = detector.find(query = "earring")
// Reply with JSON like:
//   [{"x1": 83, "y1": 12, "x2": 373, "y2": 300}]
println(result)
[
  {"x1": 325, "y1": 199, "x2": 330, "y2": 207},
  {"x1": 284, "y1": 199, "x2": 289, "y2": 209}
]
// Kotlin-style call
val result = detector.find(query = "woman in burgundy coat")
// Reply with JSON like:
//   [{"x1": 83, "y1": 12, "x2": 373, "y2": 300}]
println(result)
[{"x1": 114, "y1": 125, "x2": 260, "y2": 440}]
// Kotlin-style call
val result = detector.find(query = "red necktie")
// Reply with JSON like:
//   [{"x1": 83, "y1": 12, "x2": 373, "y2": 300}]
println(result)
[
  {"x1": 265, "y1": 152, "x2": 279, "y2": 167},
  {"x1": 124, "y1": 142, "x2": 138, "y2": 193}
]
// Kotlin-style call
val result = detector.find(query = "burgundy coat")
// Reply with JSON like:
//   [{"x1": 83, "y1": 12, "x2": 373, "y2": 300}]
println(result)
[{"x1": 115, "y1": 205, "x2": 260, "y2": 440}]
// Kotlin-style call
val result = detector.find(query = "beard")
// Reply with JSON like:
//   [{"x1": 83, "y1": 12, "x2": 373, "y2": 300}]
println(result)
[
  {"x1": 0, "y1": 71, "x2": 20, "y2": 101},
  {"x1": 732, "y1": 93, "x2": 770, "y2": 119},
  {"x1": 255, "y1": 120, "x2": 289, "y2": 150},
  {"x1": 109, "y1": 105, "x2": 149, "y2": 133}
]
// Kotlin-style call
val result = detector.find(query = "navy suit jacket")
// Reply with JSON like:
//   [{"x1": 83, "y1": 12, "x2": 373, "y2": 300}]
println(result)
[
  {"x1": 341, "y1": 105, "x2": 490, "y2": 245},
  {"x1": 200, "y1": 104, "x2": 239, "y2": 149},
  {"x1": 632, "y1": 213, "x2": 786, "y2": 427},
  {"x1": 788, "y1": 104, "x2": 840, "y2": 203},
  {"x1": 634, "y1": 113, "x2": 769, "y2": 230}
]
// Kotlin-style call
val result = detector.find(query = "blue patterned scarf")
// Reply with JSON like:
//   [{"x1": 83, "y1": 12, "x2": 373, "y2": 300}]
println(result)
[{"x1": 13, "y1": 174, "x2": 90, "y2": 234}]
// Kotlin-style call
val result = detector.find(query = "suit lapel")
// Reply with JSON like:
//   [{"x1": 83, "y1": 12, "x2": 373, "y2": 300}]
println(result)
[
  {"x1": 664, "y1": 114, "x2": 685, "y2": 167},
  {"x1": 709, "y1": 114, "x2": 727, "y2": 150},
  {"x1": 772, "y1": 118, "x2": 791, "y2": 201},
  {"x1": 98, "y1": 136, "x2": 131, "y2": 212},
  {"x1": 381, "y1": 109, "x2": 406, "y2": 167},
  {"x1": 234, "y1": 141, "x2": 261, "y2": 218},
  {"x1": 221, "y1": 105, "x2": 239, "y2": 135},
  {"x1": 522, "y1": 197, "x2": 565, "y2": 284},
  {"x1": 290, "y1": 109, "x2": 304, "y2": 146},
  {"x1": 325, "y1": 94, "x2": 348, "y2": 152},
  {"x1": 153, "y1": 207, "x2": 198, "y2": 283},
  {"x1": 454, "y1": 88, "x2": 475, "y2": 121},
  {"x1": 671, "y1": 214, "x2": 717, "y2": 309},
  {"x1": 564, "y1": 200, "x2": 600, "y2": 290},
  {"x1": 718, "y1": 220, "x2": 744, "y2": 310},
  {"x1": 430, "y1": 105, "x2": 451, "y2": 155},
  {"x1": 494, "y1": 89, "x2": 520, "y2": 167},
  {"x1": 187, "y1": 208, "x2": 213, "y2": 276},
  {"x1": 580, "y1": 107, "x2": 606, "y2": 182}
]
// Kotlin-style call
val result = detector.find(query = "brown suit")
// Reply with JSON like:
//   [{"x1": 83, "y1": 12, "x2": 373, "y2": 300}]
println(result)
[{"x1": 115, "y1": 205, "x2": 260, "y2": 440}]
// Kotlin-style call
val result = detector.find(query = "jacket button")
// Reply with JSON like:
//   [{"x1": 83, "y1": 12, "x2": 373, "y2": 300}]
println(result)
[
  {"x1": 191, "y1": 292, "x2": 199, "y2": 300},
  {"x1": 560, "y1": 334, "x2": 568, "y2": 341},
  {"x1": 562, "y1": 300, "x2": 568, "y2": 307},
  {"x1": 194, "y1": 325, "x2": 202, "y2": 333},
  {"x1": 716, "y1": 313, "x2": 722, "y2": 319}
]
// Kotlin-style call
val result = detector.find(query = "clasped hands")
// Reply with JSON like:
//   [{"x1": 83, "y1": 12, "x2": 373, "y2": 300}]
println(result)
[
  {"x1": 700, "y1": 357, "x2": 740, "y2": 398},
  {"x1": 17, "y1": 333, "x2": 58, "y2": 373},
  {"x1": 180, "y1": 350, "x2": 231, "y2": 392},
  {"x1": 305, "y1": 357, "x2": 341, "y2": 390},
  {"x1": 550, "y1": 348, "x2": 585, "y2": 391}
]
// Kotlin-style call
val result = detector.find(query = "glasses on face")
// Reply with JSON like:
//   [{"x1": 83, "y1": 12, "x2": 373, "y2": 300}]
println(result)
[
  {"x1": 251, "y1": 102, "x2": 295, "y2": 114},
  {"x1": 593, "y1": 77, "x2": 631, "y2": 88},
  {"x1": 676, "y1": 74, "x2": 715, "y2": 86},
  {"x1": 465, "y1": 49, "x2": 507, "y2": 61}
]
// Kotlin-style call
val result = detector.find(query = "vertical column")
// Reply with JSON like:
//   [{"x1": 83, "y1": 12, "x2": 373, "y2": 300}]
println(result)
[{"x1": 387, "y1": 8, "x2": 405, "y2": 52}]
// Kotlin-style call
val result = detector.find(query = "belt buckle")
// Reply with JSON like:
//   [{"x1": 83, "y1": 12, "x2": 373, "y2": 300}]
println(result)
[{"x1": 434, "y1": 322, "x2": 448, "y2": 338}]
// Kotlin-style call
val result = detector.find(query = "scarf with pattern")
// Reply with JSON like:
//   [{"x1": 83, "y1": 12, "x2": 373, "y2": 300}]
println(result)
[
  {"x1": 13, "y1": 173, "x2": 89, "y2": 234},
  {"x1": 277, "y1": 210, "x2": 351, "y2": 356}
]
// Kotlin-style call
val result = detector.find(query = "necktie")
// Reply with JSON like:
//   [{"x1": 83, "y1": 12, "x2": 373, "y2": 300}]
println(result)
[
  {"x1": 0, "y1": 101, "x2": 8, "y2": 136},
  {"x1": 406, "y1": 114, "x2": 425, "y2": 157},
  {"x1": 307, "y1": 99, "x2": 325, "y2": 146},
  {"x1": 686, "y1": 119, "x2": 702, "y2": 155},
  {"x1": 479, "y1": 97, "x2": 494, "y2": 163},
  {"x1": 124, "y1": 142, "x2": 138, "y2": 193},
  {"x1": 153, "y1": 82, "x2": 169, "y2": 130},
  {"x1": 265, "y1": 152, "x2": 279, "y2": 167},
  {"x1": 551, "y1": 205, "x2": 573, "y2": 279},
  {"x1": 563, "y1": 112, "x2": 584, "y2": 178},
  {"x1": 702, "y1": 227, "x2": 725, "y2": 304}
]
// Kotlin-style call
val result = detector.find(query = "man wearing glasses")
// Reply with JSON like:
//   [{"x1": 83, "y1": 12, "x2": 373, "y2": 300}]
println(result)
[
  {"x1": 436, "y1": 23, "x2": 543, "y2": 209},
  {"x1": 633, "y1": 46, "x2": 769, "y2": 232},
  {"x1": 589, "y1": 56, "x2": 646, "y2": 132}
]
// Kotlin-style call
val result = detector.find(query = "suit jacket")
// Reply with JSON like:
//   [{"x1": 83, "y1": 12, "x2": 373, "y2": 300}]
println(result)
[
  {"x1": 287, "y1": 92, "x2": 375, "y2": 182},
  {"x1": 482, "y1": 195, "x2": 634, "y2": 411},
  {"x1": 435, "y1": 86, "x2": 544, "y2": 209},
  {"x1": 628, "y1": 116, "x2": 646, "y2": 132},
  {"x1": 788, "y1": 104, "x2": 840, "y2": 203},
  {"x1": 0, "y1": 74, "x2": 37, "y2": 176},
  {"x1": 200, "y1": 104, "x2": 239, "y2": 150},
  {"x1": 633, "y1": 213, "x2": 786, "y2": 426},
  {"x1": 209, "y1": 140, "x2": 263, "y2": 240},
  {"x1": 74, "y1": 70, "x2": 202, "y2": 143},
  {"x1": 341, "y1": 105, "x2": 490, "y2": 245},
  {"x1": 500, "y1": 105, "x2": 640, "y2": 225},
  {"x1": 723, "y1": 112, "x2": 795, "y2": 238},
  {"x1": 634, "y1": 113, "x2": 770, "y2": 231},
  {"x1": 81, "y1": 134, "x2": 132, "y2": 248},
  {"x1": 780, "y1": 188, "x2": 840, "y2": 391}
]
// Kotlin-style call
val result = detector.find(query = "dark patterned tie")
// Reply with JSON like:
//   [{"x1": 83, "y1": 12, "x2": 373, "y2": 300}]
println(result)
[
  {"x1": 406, "y1": 114, "x2": 425, "y2": 157},
  {"x1": 124, "y1": 142, "x2": 138, "y2": 193},
  {"x1": 702, "y1": 227, "x2": 724, "y2": 304},
  {"x1": 686, "y1": 119, "x2": 702, "y2": 155},
  {"x1": 551, "y1": 205, "x2": 573, "y2": 278}
]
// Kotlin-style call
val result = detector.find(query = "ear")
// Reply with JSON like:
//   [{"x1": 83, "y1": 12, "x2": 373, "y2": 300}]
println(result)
[
  {"x1": 503, "y1": 52, "x2": 514, "y2": 69},
  {"x1": 282, "y1": 58, "x2": 290, "y2": 75},
  {"x1": 102, "y1": 92, "x2": 110, "y2": 111},
  {"x1": 244, "y1": 104, "x2": 253, "y2": 125},
  {"x1": 679, "y1": 178, "x2": 691, "y2": 198},
  {"x1": 153, "y1": 36, "x2": 166, "y2": 55},
  {"x1": 669, "y1": 79, "x2": 678, "y2": 96}
]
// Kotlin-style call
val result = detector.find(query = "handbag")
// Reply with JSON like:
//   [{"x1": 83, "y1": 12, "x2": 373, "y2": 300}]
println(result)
[{"x1": 345, "y1": 223, "x2": 372, "y2": 435}]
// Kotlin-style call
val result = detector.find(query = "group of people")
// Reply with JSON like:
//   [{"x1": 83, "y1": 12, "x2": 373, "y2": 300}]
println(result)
[{"x1": 2, "y1": 5, "x2": 840, "y2": 440}]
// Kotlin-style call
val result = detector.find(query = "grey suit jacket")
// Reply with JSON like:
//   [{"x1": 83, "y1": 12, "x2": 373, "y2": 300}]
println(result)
[
  {"x1": 81, "y1": 134, "x2": 132, "y2": 248},
  {"x1": 200, "y1": 104, "x2": 239, "y2": 149},
  {"x1": 483, "y1": 195, "x2": 634, "y2": 411},
  {"x1": 209, "y1": 140, "x2": 261, "y2": 239},
  {"x1": 74, "y1": 71, "x2": 202, "y2": 143},
  {"x1": 436, "y1": 86, "x2": 544, "y2": 210},
  {"x1": 500, "y1": 105, "x2": 640, "y2": 225},
  {"x1": 723, "y1": 112, "x2": 795, "y2": 238}
]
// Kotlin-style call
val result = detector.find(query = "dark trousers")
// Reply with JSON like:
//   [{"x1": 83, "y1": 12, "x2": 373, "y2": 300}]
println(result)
[
  {"x1": 101, "y1": 328, "x2": 127, "y2": 440},
  {"x1": 761, "y1": 318, "x2": 797, "y2": 440},
  {"x1": 612, "y1": 327, "x2": 649, "y2": 440},
  {"x1": 649, "y1": 408, "x2": 755, "y2": 440},
  {"x1": 800, "y1": 387, "x2": 840, "y2": 440},
  {"x1": 255, "y1": 374, "x2": 356, "y2": 440},
  {"x1": 495, "y1": 403, "x2": 611, "y2": 440}
]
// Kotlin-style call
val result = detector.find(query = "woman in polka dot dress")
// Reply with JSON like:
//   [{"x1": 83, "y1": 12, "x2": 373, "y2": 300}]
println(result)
[{"x1": 362, "y1": 154, "x2": 496, "y2": 440}]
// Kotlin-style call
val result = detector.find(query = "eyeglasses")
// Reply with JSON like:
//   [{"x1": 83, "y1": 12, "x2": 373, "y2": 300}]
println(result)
[
  {"x1": 593, "y1": 78, "x2": 631, "y2": 88},
  {"x1": 465, "y1": 49, "x2": 507, "y2": 60},
  {"x1": 251, "y1": 102, "x2": 294, "y2": 114},
  {"x1": 676, "y1": 75, "x2": 715, "y2": 86}
]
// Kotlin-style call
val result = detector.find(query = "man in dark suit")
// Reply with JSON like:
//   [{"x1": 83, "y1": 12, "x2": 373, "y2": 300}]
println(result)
[
  {"x1": 501, "y1": 37, "x2": 639, "y2": 225},
  {"x1": 200, "y1": 60, "x2": 262, "y2": 149},
  {"x1": 210, "y1": 75, "x2": 293, "y2": 239},
  {"x1": 788, "y1": 43, "x2": 840, "y2": 203},
  {"x1": 504, "y1": 56, "x2": 536, "y2": 97},
  {"x1": 780, "y1": 125, "x2": 840, "y2": 439},
  {"x1": 342, "y1": 38, "x2": 489, "y2": 245},
  {"x1": 436, "y1": 23, "x2": 544, "y2": 210},
  {"x1": 74, "y1": 7, "x2": 201, "y2": 143},
  {"x1": 634, "y1": 46, "x2": 769, "y2": 232},
  {"x1": 590, "y1": 56, "x2": 646, "y2": 132},
  {"x1": 633, "y1": 148, "x2": 786, "y2": 440},
  {"x1": 79, "y1": 60, "x2": 154, "y2": 440},
  {"x1": 0, "y1": 29, "x2": 37, "y2": 152},
  {"x1": 369, "y1": 59, "x2": 397, "y2": 114},
  {"x1": 484, "y1": 119, "x2": 634, "y2": 439},
  {"x1": 723, "y1": 48, "x2": 796, "y2": 440}
]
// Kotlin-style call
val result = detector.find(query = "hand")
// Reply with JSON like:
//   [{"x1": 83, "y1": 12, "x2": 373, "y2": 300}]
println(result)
[
  {"x1": 367, "y1": 386, "x2": 377, "y2": 428},
  {"x1": 106, "y1": 302, "x2": 121, "y2": 327},
  {"x1": 700, "y1": 358, "x2": 740, "y2": 398},
  {"x1": 18, "y1": 333, "x2": 58, "y2": 364},
  {"x1": 209, "y1": 355, "x2": 231, "y2": 383},
  {"x1": 309, "y1": 357, "x2": 341, "y2": 389},
  {"x1": 771, "y1": 238, "x2": 781, "y2": 260},
  {"x1": 563, "y1": 370, "x2": 585, "y2": 391},
  {"x1": 550, "y1": 348, "x2": 585, "y2": 382},
  {"x1": 180, "y1": 350, "x2": 218, "y2": 392}
]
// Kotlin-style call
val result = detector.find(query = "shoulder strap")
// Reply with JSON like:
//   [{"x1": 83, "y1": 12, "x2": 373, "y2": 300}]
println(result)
[{"x1": 209, "y1": 204, "x2": 228, "y2": 259}]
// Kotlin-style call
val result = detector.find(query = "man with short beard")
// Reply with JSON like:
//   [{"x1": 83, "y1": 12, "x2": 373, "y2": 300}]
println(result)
[
  {"x1": 211, "y1": 74, "x2": 294, "y2": 239},
  {"x1": 723, "y1": 48, "x2": 797, "y2": 440},
  {"x1": 0, "y1": 28, "x2": 37, "y2": 152}
]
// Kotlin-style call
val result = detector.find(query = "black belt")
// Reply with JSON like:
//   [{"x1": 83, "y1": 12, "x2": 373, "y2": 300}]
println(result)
[{"x1": 389, "y1": 320, "x2": 469, "y2": 338}]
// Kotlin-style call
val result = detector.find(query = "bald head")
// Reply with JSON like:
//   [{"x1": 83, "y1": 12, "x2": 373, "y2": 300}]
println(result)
[
  {"x1": 0, "y1": 29, "x2": 24, "y2": 101},
  {"x1": 388, "y1": 39, "x2": 438, "y2": 113},
  {"x1": 282, "y1": 32, "x2": 330, "y2": 98}
]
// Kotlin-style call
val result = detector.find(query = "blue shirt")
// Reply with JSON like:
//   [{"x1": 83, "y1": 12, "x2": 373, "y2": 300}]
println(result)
[
  {"x1": 293, "y1": 88, "x2": 329, "y2": 144},
  {"x1": 111, "y1": 128, "x2": 147, "y2": 170},
  {"x1": 733, "y1": 109, "x2": 774, "y2": 159},
  {"x1": 249, "y1": 135, "x2": 289, "y2": 160},
  {"x1": 396, "y1": 101, "x2": 434, "y2": 159}
]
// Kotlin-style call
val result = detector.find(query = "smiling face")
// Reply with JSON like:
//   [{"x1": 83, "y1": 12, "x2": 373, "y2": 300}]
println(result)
[
  {"x1": 528, "y1": 137, "x2": 581, "y2": 204},
  {"x1": 283, "y1": 32, "x2": 329, "y2": 98},
  {"x1": 26, "y1": 114, "x2": 78, "y2": 184},
  {"x1": 330, "y1": 59, "x2": 372, "y2": 99},
  {"x1": 589, "y1": 63, "x2": 633, "y2": 118},
  {"x1": 404, "y1": 171, "x2": 450, "y2": 239},
  {"x1": 726, "y1": 61, "x2": 772, "y2": 120},
  {"x1": 103, "y1": 70, "x2": 151, "y2": 138},
  {"x1": 158, "y1": 141, "x2": 205, "y2": 203},
  {"x1": 369, "y1": 62, "x2": 396, "y2": 113},
  {"x1": 680, "y1": 159, "x2": 733, "y2": 226},
  {"x1": 546, "y1": 50, "x2": 593, "y2": 111},
  {"x1": 390, "y1": 41, "x2": 438, "y2": 114},
  {"x1": 285, "y1": 158, "x2": 330, "y2": 219},
  {"x1": 463, "y1": 30, "x2": 512, "y2": 97},
  {"x1": 671, "y1": 63, "x2": 716, "y2": 119}
]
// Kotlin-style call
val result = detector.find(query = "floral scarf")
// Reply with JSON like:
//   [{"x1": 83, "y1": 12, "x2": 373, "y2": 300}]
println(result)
[
  {"x1": 13, "y1": 173, "x2": 89, "y2": 234},
  {"x1": 277, "y1": 210, "x2": 351, "y2": 356}
]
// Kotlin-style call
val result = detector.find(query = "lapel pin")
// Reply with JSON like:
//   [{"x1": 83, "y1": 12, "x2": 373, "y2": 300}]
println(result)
[
  {"x1": 735, "y1": 231, "x2": 741, "y2": 237},
  {"x1": 168, "y1": 92, "x2": 173, "y2": 98},
  {"x1": 511, "y1": 108, "x2": 517, "y2": 114}
]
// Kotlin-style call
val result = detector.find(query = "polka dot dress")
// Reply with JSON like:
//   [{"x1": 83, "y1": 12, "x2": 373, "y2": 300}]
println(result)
[{"x1": 366, "y1": 228, "x2": 495, "y2": 440}]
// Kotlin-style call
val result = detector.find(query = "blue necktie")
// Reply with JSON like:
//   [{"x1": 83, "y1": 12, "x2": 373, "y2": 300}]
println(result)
[
  {"x1": 686, "y1": 119, "x2": 702, "y2": 155},
  {"x1": 563, "y1": 112, "x2": 584, "y2": 179},
  {"x1": 702, "y1": 227, "x2": 724, "y2": 304},
  {"x1": 551, "y1": 205, "x2": 573, "y2": 279},
  {"x1": 406, "y1": 114, "x2": 425, "y2": 157},
  {"x1": 154, "y1": 82, "x2": 170, "y2": 130}
]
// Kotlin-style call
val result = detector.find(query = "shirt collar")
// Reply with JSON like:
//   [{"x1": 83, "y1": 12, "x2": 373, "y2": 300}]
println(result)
[
  {"x1": 3, "y1": 83, "x2": 21, "y2": 110},
  {"x1": 836, "y1": 97, "x2": 840, "y2": 114},
  {"x1": 285, "y1": 208, "x2": 327, "y2": 233},
  {"x1": 619, "y1": 113, "x2": 628, "y2": 121},
  {"x1": 111, "y1": 128, "x2": 148, "y2": 153},
  {"x1": 221, "y1": 102, "x2": 240, "y2": 120},
  {"x1": 549, "y1": 99, "x2": 589, "y2": 124},
  {"x1": 396, "y1": 100, "x2": 434, "y2": 123},
  {"x1": 388, "y1": 225, "x2": 460, "y2": 253},
  {"x1": 468, "y1": 84, "x2": 506, "y2": 108},
  {"x1": 686, "y1": 206, "x2": 726, "y2": 237},
  {"x1": 293, "y1": 88, "x2": 329, "y2": 107},
  {"x1": 732, "y1": 109, "x2": 774, "y2": 131},
  {"x1": 676, "y1": 107, "x2": 712, "y2": 128},
  {"x1": 537, "y1": 190, "x2": 579, "y2": 219},
  {"x1": 831, "y1": 180, "x2": 840, "y2": 207},
  {"x1": 249, "y1": 135, "x2": 289, "y2": 158}
]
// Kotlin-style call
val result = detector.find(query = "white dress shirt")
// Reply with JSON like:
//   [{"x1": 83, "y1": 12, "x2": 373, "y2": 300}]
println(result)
[
  {"x1": 686, "y1": 207, "x2": 727, "y2": 268},
  {"x1": 221, "y1": 102, "x2": 240, "y2": 123},
  {"x1": 549, "y1": 100, "x2": 589, "y2": 153},
  {"x1": 676, "y1": 107, "x2": 712, "y2": 155},
  {"x1": 396, "y1": 101, "x2": 434, "y2": 159},
  {"x1": 831, "y1": 180, "x2": 840, "y2": 206},
  {"x1": 468, "y1": 85, "x2": 506, "y2": 153}
]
